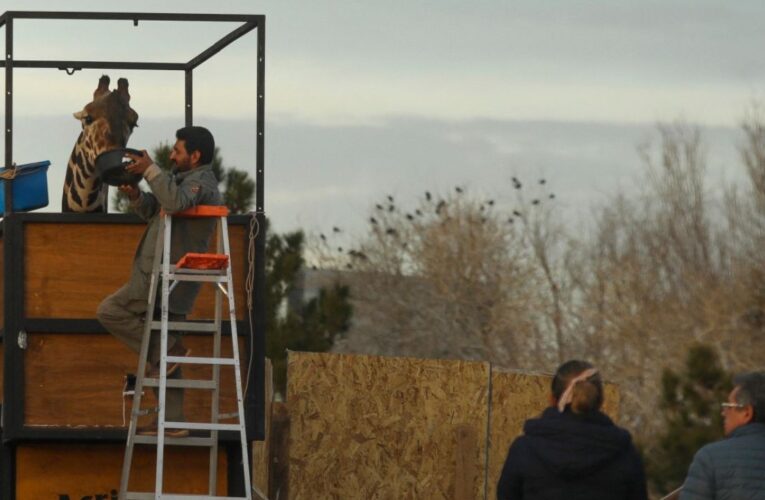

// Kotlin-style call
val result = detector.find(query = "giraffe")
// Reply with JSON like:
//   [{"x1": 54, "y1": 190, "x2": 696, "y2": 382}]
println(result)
[{"x1": 62, "y1": 75, "x2": 139, "y2": 212}]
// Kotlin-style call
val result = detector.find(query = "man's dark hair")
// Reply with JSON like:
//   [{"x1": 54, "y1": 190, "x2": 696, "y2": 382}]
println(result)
[
  {"x1": 176, "y1": 126, "x2": 215, "y2": 165},
  {"x1": 733, "y1": 371, "x2": 765, "y2": 423},
  {"x1": 551, "y1": 359, "x2": 604, "y2": 413}
]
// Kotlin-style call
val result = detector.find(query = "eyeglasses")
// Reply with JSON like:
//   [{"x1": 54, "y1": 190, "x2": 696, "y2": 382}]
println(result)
[{"x1": 720, "y1": 402, "x2": 745, "y2": 410}]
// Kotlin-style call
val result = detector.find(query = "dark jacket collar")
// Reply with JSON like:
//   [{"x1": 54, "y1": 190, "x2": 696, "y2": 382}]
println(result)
[{"x1": 728, "y1": 422, "x2": 765, "y2": 439}]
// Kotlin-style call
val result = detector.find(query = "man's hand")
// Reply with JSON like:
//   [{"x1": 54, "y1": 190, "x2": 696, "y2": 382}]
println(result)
[
  {"x1": 125, "y1": 149, "x2": 153, "y2": 176},
  {"x1": 119, "y1": 184, "x2": 141, "y2": 201}
]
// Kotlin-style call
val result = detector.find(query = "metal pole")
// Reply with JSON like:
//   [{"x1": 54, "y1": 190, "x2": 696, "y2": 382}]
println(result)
[
  {"x1": 247, "y1": 15, "x2": 266, "y2": 442},
  {"x1": 4, "y1": 15, "x2": 13, "y2": 214},
  {"x1": 185, "y1": 69, "x2": 193, "y2": 126}
]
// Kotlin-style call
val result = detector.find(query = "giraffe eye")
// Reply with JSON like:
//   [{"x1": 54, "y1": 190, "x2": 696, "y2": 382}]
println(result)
[{"x1": 84, "y1": 115, "x2": 94, "y2": 125}]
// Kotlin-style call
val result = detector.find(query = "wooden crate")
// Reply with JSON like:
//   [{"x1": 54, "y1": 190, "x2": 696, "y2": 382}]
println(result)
[{"x1": 1, "y1": 214, "x2": 258, "y2": 433}]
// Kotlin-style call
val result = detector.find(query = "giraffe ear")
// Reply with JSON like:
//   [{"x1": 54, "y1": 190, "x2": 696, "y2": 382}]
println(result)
[
  {"x1": 94, "y1": 75, "x2": 110, "y2": 99},
  {"x1": 73, "y1": 110, "x2": 85, "y2": 120},
  {"x1": 117, "y1": 78, "x2": 130, "y2": 102}
]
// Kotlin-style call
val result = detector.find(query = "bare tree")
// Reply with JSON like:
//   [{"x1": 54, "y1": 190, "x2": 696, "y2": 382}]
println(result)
[{"x1": 313, "y1": 189, "x2": 553, "y2": 369}]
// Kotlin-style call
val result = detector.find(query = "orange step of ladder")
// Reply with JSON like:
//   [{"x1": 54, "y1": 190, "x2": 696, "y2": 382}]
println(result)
[{"x1": 176, "y1": 252, "x2": 229, "y2": 270}]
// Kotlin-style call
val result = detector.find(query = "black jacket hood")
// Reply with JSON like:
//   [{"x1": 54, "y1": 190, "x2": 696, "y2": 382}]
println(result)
[{"x1": 523, "y1": 407, "x2": 633, "y2": 480}]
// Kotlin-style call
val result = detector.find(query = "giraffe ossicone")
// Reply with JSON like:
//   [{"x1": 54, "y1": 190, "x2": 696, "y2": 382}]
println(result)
[{"x1": 62, "y1": 75, "x2": 139, "y2": 213}]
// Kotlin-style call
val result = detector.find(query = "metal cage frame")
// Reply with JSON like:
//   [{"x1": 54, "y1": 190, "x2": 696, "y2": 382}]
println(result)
[{"x1": 0, "y1": 11, "x2": 267, "y2": 497}]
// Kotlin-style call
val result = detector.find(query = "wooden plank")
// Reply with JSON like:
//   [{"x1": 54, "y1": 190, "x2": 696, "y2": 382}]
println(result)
[
  {"x1": 24, "y1": 222, "x2": 248, "y2": 320},
  {"x1": 269, "y1": 402, "x2": 290, "y2": 500},
  {"x1": 454, "y1": 423, "x2": 478, "y2": 500},
  {"x1": 251, "y1": 357, "x2": 273, "y2": 498},
  {"x1": 24, "y1": 333, "x2": 247, "y2": 427},
  {"x1": 286, "y1": 351, "x2": 490, "y2": 499},
  {"x1": 16, "y1": 442, "x2": 227, "y2": 497}
]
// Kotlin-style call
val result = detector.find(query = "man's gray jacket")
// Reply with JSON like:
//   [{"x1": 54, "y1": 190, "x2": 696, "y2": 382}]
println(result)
[
  {"x1": 126, "y1": 162, "x2": 222, "y2": 314},
  {"x1": 680, "y1": 423, "x2": 765, "y2": 500}
]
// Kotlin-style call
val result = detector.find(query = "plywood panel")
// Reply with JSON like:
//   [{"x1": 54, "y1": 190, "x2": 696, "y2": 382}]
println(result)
[
  {"x1": 17, "y1": 443, "x2": 227, "y2": 497},
  {"x1": 286, "y1": 351, "x2": 490, "y2": 500},
  {"x1": 487, "y1": 369, "x2": 620, "y2": 500},
  {"x1": 24, "y1": 333, "x2": 248, "y2": 428},
  {"x1": 24, "y1": 222, "x2": 248, "y2": 320}
]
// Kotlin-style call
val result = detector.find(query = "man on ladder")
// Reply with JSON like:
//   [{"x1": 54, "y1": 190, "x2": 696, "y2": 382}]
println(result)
[{"x1": 98, "y1": 126, "x2": 221, "y2": 436}]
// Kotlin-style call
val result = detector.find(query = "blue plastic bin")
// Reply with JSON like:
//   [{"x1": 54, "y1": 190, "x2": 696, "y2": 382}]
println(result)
[{"x1": 0, "y1": 160, "x2": 51, "y2": 215}]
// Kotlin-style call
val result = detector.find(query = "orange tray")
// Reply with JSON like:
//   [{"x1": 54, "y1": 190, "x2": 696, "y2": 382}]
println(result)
[{"x1": 176, "y1": 253, "x2": 229, "y2": 270}]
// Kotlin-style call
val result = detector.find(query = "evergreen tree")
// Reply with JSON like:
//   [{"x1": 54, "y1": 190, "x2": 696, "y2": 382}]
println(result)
[
  {"x1": 647, "y1": 344, "x2": 731, "y2": 494},
  {"x1": 265, "y1": 228, "x2": 353, "y2": 394}
]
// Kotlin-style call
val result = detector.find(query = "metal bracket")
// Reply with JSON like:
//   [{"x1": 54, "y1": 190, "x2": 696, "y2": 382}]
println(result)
[
  {"x1": 58, "y1": 66, "x2": 82, "y2": 75},
  {"x1": 17, "y1": 330, "x2": 27, "y2": 350}
]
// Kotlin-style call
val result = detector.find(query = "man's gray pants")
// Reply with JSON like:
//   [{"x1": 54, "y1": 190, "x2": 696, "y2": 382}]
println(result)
[{"x1": 97, "y1": 283, "x2": 185, "y2": 422}]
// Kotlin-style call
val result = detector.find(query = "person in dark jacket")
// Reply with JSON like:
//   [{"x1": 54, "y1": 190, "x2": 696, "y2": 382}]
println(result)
[
  {"x1": 497, "y1": 360, "x2": 648, "y2": 500},
  {"x1": 679, "y1": 371, "x2": 765, "y2": 500}
]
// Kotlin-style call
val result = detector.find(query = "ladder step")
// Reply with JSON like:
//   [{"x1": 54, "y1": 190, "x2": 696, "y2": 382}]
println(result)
[
  {"x1": 170, "y1": 265, "x2": 228, "y2": 275},
  {"x1": 176, "y1": 252, "x2": 229, "y2": 270},
  {"x1": 167, "y1": 273, "x2": 229, "y2": 283},
  {"x1": 167, "y1": 355, "x2": 237, "y2": 366},
  {"x1": 143, "y1": 378, "x2": 217, "y2": 389},
  {"x1": 165, "y1": 421, "x2": 243, "y2": 432},
  {"x1": 133, "y1": 435, "x2": 215, "y2": 447},
  {"x1": 149, "y1": 320, "x2": 218, "y2": 332},
  {"x1": 127, "y1": 494, "x2": 248, "y2": 500}
]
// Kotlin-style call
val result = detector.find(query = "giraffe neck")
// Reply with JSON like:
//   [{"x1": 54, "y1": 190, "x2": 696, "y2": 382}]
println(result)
[{"x1": 62, "y1": 129, "x2": 110, "y2": 213}]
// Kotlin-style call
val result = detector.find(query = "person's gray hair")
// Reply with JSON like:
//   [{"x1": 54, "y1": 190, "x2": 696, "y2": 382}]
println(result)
[{"x1": 733, "y1": 372, "x2": 765, "y2": 423}]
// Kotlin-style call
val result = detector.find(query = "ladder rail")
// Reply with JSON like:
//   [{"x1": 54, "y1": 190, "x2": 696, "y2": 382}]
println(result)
[
  {"x1": 222, "y1": 217, "x2": 254, "y2": 495},
  {"x1": 119, "y1": 215, "x2": 166, "y2": 500},
  {"x1": 210, "y1": 216, "x2": 224, "y2": 495},
  {"x1": 155, "y1": 212, "x2": 175, "y2": 495}
]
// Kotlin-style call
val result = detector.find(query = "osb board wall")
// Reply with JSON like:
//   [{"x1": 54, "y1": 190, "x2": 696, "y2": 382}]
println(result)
[
  {"x1": 487, "y1": 369, "x2": 621, "y2": 500},
  {"x1": 24, "y1": 333, "x2": 247, "y2": 427},
  {"x1": 23, "y1": 222, "x2": 247, "y2": 320},
  {"x1": 16, "y1": 443, "x2": 227, "y2": 497},
  {"x1": 286, "y1": 351, "x2": 490, "y2": 500}
]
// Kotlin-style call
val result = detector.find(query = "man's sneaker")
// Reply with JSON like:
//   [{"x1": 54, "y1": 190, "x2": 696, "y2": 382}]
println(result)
[
  {"x1": 136, "y1": 418, "x2": 190, "y2": 438},
  {"x1": 147, "y1": 344, "x2": 191, "y2": 378}
]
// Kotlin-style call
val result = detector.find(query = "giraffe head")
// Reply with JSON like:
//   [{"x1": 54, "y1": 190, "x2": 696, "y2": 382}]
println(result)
[
  {"x1": 63, "y1": 75, "x2": 139, "y2": 212},
  {"x1": 72, "y1": 75, "x2": 139, "y2": 163}
]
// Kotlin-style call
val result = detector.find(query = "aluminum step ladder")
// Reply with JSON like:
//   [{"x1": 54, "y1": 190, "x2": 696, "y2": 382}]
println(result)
[{"x1": 119, "y1": 205, "x2": 252, "y2": 500}]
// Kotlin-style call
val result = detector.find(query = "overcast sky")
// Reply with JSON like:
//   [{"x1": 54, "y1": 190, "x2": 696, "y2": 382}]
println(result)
[{"x1": 1, "y1": 0, "x2": 763, "y2": 235}]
